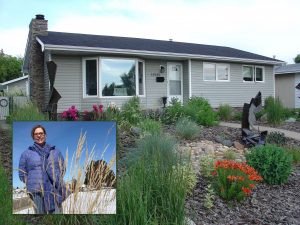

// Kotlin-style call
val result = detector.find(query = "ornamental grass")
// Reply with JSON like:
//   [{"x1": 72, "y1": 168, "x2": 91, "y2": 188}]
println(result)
[{"x1": 212, "y1": 160, "x2": 262, "y2": 201}]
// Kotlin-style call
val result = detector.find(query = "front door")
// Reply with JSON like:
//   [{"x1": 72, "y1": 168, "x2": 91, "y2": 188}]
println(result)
[{"x1": 167, "y1": 63, "x2": 183, "y2": 104}]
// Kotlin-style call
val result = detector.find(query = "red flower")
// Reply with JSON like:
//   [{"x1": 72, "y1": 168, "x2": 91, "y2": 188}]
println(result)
[
  {"x1": 242, "y1": 187, "x2": 251, "y2": 195},
  {"x1": 93, "y1": 104, "x2": 98, "y2": 112}
]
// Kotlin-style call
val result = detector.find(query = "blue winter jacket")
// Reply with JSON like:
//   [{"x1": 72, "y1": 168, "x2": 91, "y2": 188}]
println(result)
[{"x1": 18, "y1": 142, "x2": 66, "y2": 211}]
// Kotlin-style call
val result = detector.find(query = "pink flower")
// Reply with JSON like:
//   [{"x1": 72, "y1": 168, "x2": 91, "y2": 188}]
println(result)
[
  {"x1": 71, "y1": 105, "x2": 76, "y2": 110},
  {"x1": 93, "y1": 104, "x2": 98, "y2": 112},
  {"x1": 62, "y1": 111, "x2": 67, "y2": 118}
]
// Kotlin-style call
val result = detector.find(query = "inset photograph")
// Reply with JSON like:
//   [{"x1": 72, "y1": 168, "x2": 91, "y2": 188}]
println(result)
[{"x1": 13, "y1": 121, "x2": 116, "y2": 214}]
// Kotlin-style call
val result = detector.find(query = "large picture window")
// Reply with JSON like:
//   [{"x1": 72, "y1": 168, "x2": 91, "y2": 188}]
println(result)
[
  {"x1": 203, "y1": 62, "x2": 229, "y2": 81},
  {"x1": 243, "y1": 65, "x2": 264, "y2": 82},
  {"x1": 83, "y1": 58, "x2": 145, "y2": 98},
  {"x1": 101, "y1": 59, "x2": 136, "y2": 97}
]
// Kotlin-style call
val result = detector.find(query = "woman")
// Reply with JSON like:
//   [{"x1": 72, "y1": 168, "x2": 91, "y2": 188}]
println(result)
[{"x1": 19, "y1": 125, "x2": 66, "y2": 214}]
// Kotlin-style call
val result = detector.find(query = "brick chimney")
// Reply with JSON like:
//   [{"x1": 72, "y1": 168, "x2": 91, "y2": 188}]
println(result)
[{"x1": 28, "y1": 14, "x2": 48, "y2": 111}]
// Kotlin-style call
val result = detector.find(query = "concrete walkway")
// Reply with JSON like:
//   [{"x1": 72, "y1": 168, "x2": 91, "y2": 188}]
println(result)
[{"x1": 220, "y1": 122, "x2": 300, "y2": 141}]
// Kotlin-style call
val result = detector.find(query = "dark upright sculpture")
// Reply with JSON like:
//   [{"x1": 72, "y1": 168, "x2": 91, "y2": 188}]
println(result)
[
  {"x1": 46, "y1": 61, "x2": 61, "y2": 120},
  {"x1": 241, "y1": 91, "x2": 267, "y2": 147}
]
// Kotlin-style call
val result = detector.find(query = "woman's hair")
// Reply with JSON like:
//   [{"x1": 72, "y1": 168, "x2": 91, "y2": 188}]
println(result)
[{"x1": 31, "y1": 125, "x2": 47, "y2": 138}]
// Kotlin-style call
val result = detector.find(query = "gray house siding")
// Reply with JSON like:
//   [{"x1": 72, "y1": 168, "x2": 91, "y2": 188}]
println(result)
[
  {"x1": 144, "y1": 60, "x2": 167, "y2": 109},
  {"x1": 2, "y1": 79, "x2": 28, "y2": 95},
  {"x1": 275, "y1": 74, "x2": 295, "y2": 108},
  {"x1": 191, "y1": 60, "x2": 274, "y2": 107},
  {"x1": 182, "y1": 60, "x2": 189, "y2": 104},
  {"x1": 51, "y1": 55, "x2": 275, "y2": 112},
  {"x1": 52, "y1": 55, "x2": 82, "y2": 112}
]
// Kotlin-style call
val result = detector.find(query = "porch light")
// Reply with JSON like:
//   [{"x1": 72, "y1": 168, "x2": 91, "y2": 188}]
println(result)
[
  {"x1": 162, "y1": 96, "x2": 168, "y2": 108},
  {"x1": 160, "y1": 65, "x2": 165, "y2": 73}
]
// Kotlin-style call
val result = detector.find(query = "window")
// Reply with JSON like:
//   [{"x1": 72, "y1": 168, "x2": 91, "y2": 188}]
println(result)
[
  {"x1": 83, "y1": 57, "x2": 145, "y2": 98},
  {"x1": 169, "y1": 64, "x2": 182, "y2": 95},
  {"x1": 243, "y1": 65, "x2": 264, "y2": 82},
  {"x1": 203, "y1": 63, "x2": 229, "y2": 81},
  {"x1": 203, "y1": 63, "x2": 216, "y2": 80},
  {"x1": 84, "y1": 59, "x2": 98, "y2": 96}
]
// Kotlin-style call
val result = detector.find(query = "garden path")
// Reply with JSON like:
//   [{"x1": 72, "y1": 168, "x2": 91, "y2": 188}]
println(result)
[{"x1": 220, "y1": 122, "x2": 300, "y2": 141}]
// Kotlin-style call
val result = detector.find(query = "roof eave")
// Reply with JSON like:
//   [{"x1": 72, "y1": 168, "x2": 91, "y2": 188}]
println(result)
[
  {"x1": 1, "y1": 75, "x2": 29, "y2": 85},
  {"x1": 41, "y1": 43, "x2": 283, "y2": 65}
]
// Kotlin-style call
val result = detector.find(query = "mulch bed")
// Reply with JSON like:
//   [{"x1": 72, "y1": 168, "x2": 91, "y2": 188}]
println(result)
[
  {"x1": 186, "y1": 165, "x2": 300, "y2": 225},
  {"x1": 184, "y1": 125, "x2": 300, "y2": 225}
]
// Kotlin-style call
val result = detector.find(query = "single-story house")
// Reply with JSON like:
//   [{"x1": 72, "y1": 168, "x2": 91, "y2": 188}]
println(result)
[
  {"x1": 275, "y1": 64, "x2": 300, "y2": 109},
  {"x1": 23, "y1": 15, "x2": 283, "y2": 113},
  {"x1": 0, "y1": 75, "x2": 29, "y2": 96}
]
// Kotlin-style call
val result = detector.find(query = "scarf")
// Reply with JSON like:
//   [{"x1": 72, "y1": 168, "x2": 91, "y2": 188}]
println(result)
[{"x1": 30, "y1": 142, "x2": 56, "y2": 212}]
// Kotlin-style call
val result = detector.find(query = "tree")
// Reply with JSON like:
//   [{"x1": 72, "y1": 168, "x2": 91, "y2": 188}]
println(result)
[
  {"x1": 0, "y1": 50, "x2": 23, "y2": 83},
  {"x1": 294, "y1": 54, "x2": 300, "y2": 63},
  {"x1": 120, "y1": 65, "x2": 136, "y2": 96}
]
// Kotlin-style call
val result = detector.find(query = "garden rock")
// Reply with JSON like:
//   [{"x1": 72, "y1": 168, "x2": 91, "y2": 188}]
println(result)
[
  {"x1": 130, "y1": 127, "x2": 142, "y2": 136},
  {"x1": 285, "y1": 117, "x2": 296, "y2": 123},
  {"x1": 233, "y1": 141, "x2": 244, "y2": 150}
]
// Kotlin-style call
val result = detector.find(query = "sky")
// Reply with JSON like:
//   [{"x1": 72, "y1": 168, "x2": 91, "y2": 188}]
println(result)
[
  {"x1": 12, "y1": 121, "x2": 116, "y2": 189},
  {"x1": 0, "y1": 0, "x2": 299, "y2": 64}
]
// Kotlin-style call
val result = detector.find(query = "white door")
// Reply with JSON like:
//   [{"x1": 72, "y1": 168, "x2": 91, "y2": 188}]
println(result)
[{"x1": 167, "y1": 63, "x2": 183, "y2": 104}]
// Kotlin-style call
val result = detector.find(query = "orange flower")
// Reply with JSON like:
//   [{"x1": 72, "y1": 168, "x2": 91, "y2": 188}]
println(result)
[
  {"x1": 249, "y1": 184, "x2": 255, "y2": 189},
  {"x1": 242, "y1": 187, "x2": 251, "y2": 195}
]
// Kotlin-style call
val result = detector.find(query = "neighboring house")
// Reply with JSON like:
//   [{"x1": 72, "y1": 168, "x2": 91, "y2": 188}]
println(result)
[
  {"x1": 275, "y1": 64, "x2": 300, "y2": 109},
  {"x1": 0, "y1": 75, "x2": 29, "y2": 96},
  {"x1": 23, "y1": 15, "x2": 283, "y2": 113}
]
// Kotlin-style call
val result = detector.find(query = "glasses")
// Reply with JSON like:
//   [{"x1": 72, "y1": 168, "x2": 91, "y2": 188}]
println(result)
[{"x1": 34, "y1": 132, "x2": 45, "y2": 136}]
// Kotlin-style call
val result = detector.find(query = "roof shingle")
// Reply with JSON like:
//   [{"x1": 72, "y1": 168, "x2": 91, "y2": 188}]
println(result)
[{"x1": 38, "y1": 31, "x2": 282, "y2": 63}]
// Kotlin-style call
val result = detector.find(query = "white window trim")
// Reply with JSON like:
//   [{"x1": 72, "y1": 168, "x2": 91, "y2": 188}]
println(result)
[
  {"x1": 255, "y1": 66, "x2": 265, "y2": 83},
  {"x1": 203, "y1": 62, "x2": 230, "y2": 82},
  {"x1": 243, "y1": 65, "x2": 265, "y2": 83},
  {"x1": 82, "y1": 57, "x2": 99, "y2": 98},
  {"x1": 138, "y1": 59, "x2": 146, "y2": 97}
]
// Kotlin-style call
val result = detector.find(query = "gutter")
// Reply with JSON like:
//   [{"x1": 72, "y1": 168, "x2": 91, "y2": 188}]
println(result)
[{"x1": 36, "y1": 37, "x2": 283, "y2": 65}]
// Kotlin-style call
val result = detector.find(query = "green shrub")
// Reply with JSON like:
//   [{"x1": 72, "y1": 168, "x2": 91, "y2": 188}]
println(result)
[
  {"x1": 172, "y1": 164, "x2": 197, "y2": 194},
  {"x1": 203, "y1": 184, "x2": 215, "y2": 209},
  {"x1": 223, "y1": 149, "x2": 236, "y2": 160},
  {"x1": 285, "y1": 147, "x2": 300, "y2": 164},
  {"x1": 199, "y1": 155, "x2": 215, "y2": 178},
  {"x1": 255, "y1": 109, "x2": 265, "y2": 121},
  {"x1": 161, "y1": 98, "x2": 184, "y2": 124},
  {"x1": 264, "y1": 96, "x2": 285, "y2": 125},
  {"x1": 175, "y1": 117, "x2": 200, "y2": 140},
  {"x1": 246, "y1": 144, "x2": 293, "y2": 185},
  {"x1": 266, "y1": 131, "x2": 287, "y2": 146},
  {"x1": 143, "y1": 109, "x2": 163, "y2": 121},
  {"x1": 217, "y1": 104, "x2": 232, "y2": 121},
  {"x1": 6, "y1": 101, "x2": 47, "y2": 124},
  {"x1": 138, "y1": 118, "x2": 162, "y2": 136},
  {"x1": 121, "y1": 96, "x2": 142, "y2": 125},
  {"x1": 233, "y1": 111, "x2": 243, "y2": 121},
  {"x1": 185, "y1": 97, "x2": 218, "y2": 126}
]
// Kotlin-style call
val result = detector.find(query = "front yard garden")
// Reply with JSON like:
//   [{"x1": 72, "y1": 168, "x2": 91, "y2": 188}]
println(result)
[{"x1": 0, "y1": 96, "x2": 299, "y2": 225}]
